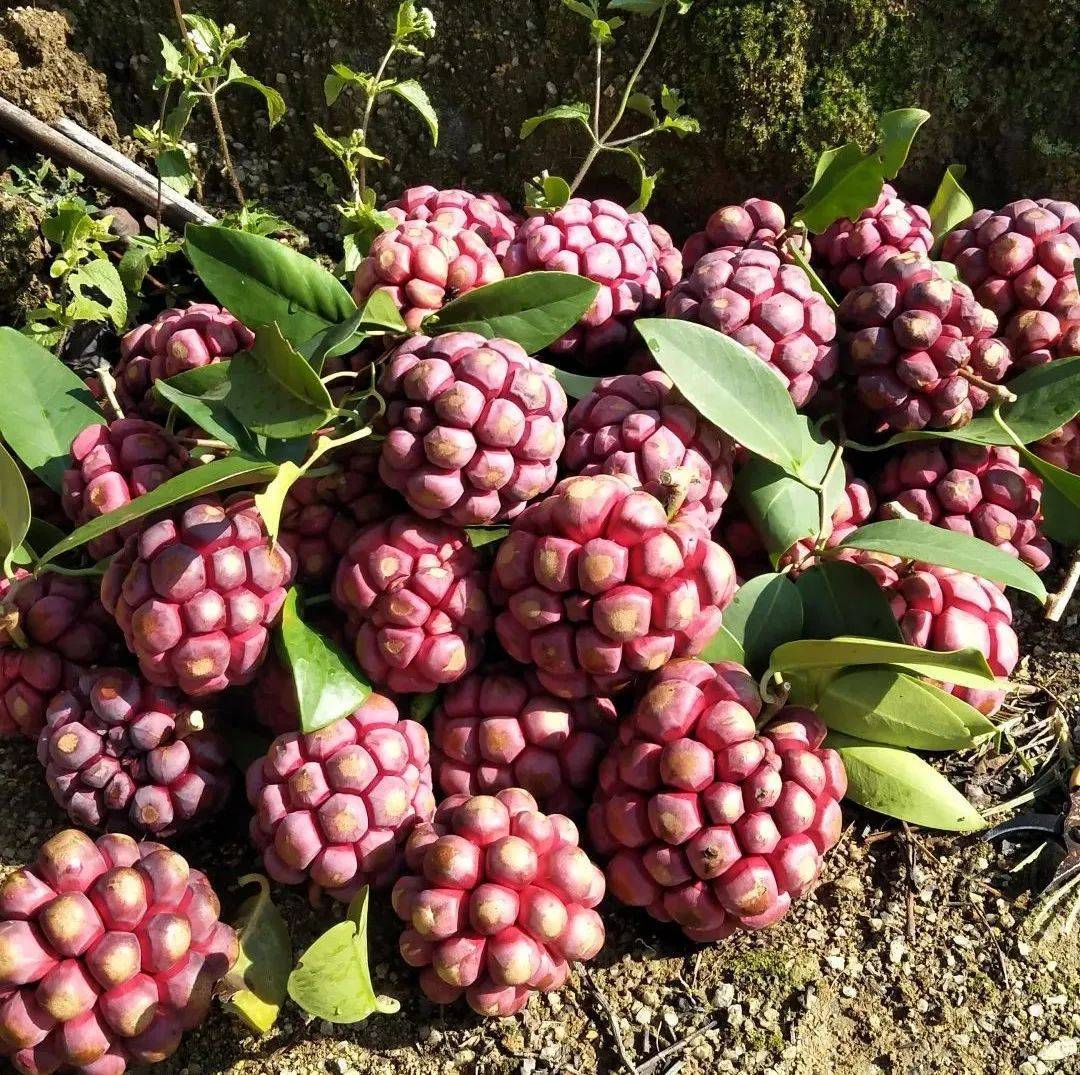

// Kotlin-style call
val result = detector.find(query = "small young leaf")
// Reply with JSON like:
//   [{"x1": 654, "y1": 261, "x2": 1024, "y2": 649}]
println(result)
[
  {"x1": 465, "y1": 526, "x2": 509, "y2": 549},
  {"x1": 550, "y1": 368, "x2": 600, "y2": 400},
  {"x1": 254, "y1": 462, "x2": 301, "y2": 543},
  {"x1": 287, "y1": 887, "x2": 400, "y2": 1024},
  {"x1": 609, "y1": 0, "x2": 665, "y2": 12},
  {"x1": 697, "y1": 621, "x2": 745, "y2": 666},
  {"x1": 278, "y1": 589, "x2": 370, "y2": 733},
  {"x1": 720, "y1": 573, "x2": 804, "y2": 675},
  {"x1": 520, "y1": 103, "x2": 591, "y2": 140},
  {"x1": 793, "y1": 561, "x2": 904, "y2": 642},
  {"x1": 155, "y1": 148, "x2": 194, "y2": 196},
  {"x1": 839, "y1": 519, "x2": 1047, "y2": 601},
  {"x1": 73, "y1": 259, "x2": 128, "y2": 331},
  {"x1": 426, "y1": 273, "x2": 600, "y2": 355},
  {"x1": 220, "y1": 875, "x2": 291, "y2": 1035},
  {"x1": 0, "y1": 442, "x2": 32, "y2": 576},
  {"x1": 928, "y1": 165, "x2": 974, "y2": 242},
  {"x1": 826, "y1": 732, "x2": 985, "y2": 832},
  {"x1": 384, "y1": 80, "x2": 439, "y2": 145},
  {"x1": 226, "y1": 61, "x2": 286, "y2": 127}
]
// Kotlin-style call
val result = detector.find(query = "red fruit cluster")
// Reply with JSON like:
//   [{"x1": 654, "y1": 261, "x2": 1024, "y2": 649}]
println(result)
[
  {"x1": 665, "y1": 247, "x2": 838, "y2": 407},
  {"x1": 387, "y1": 185, "x2": 519, "y2": 257},
  {"x1": 392, "y1": 789, "x2": 606, "y2": 1016},
  {"x1": 491, "y1": 475, "x2": 736, "y2": 699},
  {"x1": 836, "y1": 253, "x2": 997, "y2": 430},
  {"x1": 812, "y1": 185, "x2": 933, "y2": 293},
  {"x1": 650, "y1": 223, "x2": 685, "y2": 297},
  {"x1": 0, "y1": 650, "x2": 76, "y2": 742},
  {"x1": 588, "y1": 659, "x2": 846, "y2": 940},
  {"x1": 875, "y1": 443, "x2": 1051, "y2": 571},
  {"x1": 431, "y1": 670, "x2": 616, "y2": 814},
  {"x1": 378, "y1": 333, "x2": 567, "y2": 526},
  {"x1": 682, "y1": 198, "x2": 792, "y2": 270},
  {"x1": 1035, "y1": 417, "x2": 1080, "y2": 474},
  {"x1": 941, "y1": 198, "x2": 1080, "y2": 368},
  {"x1": 353, "y1": 220, "x2": 504, "y2": 332},
  {"x1": 246, "y1": 693, "x2": 435, "y2": 902},
  {"x1": 101, "y1": 497, "x2": 295, "y2": 696},
  {"x1": 39, "y1": 667, "x2": 231, "y2": 838},
  {"x1": 62, "y1": 420, "x2": 188, "y2": 560},
  {"x1": 562, "y1": 371, "x2": 735, "y2": 529},
  {"x1": 332, "y1": 515, "x2": 491, "y2": 694},
  {"x1": 501, "y1": 198, "x2": 665, "y2": 360},
  {"x1": 0, "y1": 829, "x2": 236, "y2": 1075}
]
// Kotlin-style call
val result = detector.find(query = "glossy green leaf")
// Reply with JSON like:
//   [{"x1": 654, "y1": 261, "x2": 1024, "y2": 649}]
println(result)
[
  {"x1": 636, "y1": 318, "x2": 806, "y2": 470},
  {"x1": 928, "y1": 164, "x2": 974, "y2": 242},
  {"x1": 220, "y1": 875, "x2": 291, "y2": 1035},
  {"x1": 793, "y1": 561, "x2": 904, "y2": 642},
  {"x1": 385, "y1": 79, "x2": 439, "y2": 145},
  {"x1": 278, "y1": 589, "x2": 370, "y2": 733},
  {"x1": 37, "y1": 454, "x2": 278, "y2": 564},
  {"x1": 551, "y1": 368, "x2": 600, "y2": 401},
  {"x1": 839, "y1": 519, "x2": 1047, "y2": 600},
  {"x1": 1041, "y1": 478, "x2": 1080, "y2": 544},
  {"x1": 161, "y1": 362, "x2": 232, "y2": 396},
  {"x1": 425, "y1": 273, "x2": 600, "y2": 355},
  {"x1": 697, "y1": 621, "x2": 745, "y2": 665},
  {"x1": 287, "y1": 887, "x2": 400, "y2": 1024},
  {"x1": 153, "y1": 376, "x2": 255, "y2": 454},
  {"x1": 0, "y1": 442, "x2": 32, "y2": 576},
  {"x1": 465, "y1": 526, "x2": 509, "y2": 549},
  {"x1": 719, "y1": 573, "x2": 803, "y2": 675},
  {"x1": 254, "y1": 462, "x2": 301, "y2": 543},
  {"x1": 877, "y1": 108, "x2": 931, "y2": 179},
  {"x1": 0, "y1": 329, "x2": 105, "y2": 492},
  {"x1": 520, "y1": 103, "x2": 591, "y2": 139},
  {"x1": 299, "y1": 290, "x2": 405, "y2": 371},
  {"x1": 826, "y1": 732, "x2": 985, "y2": 832}
]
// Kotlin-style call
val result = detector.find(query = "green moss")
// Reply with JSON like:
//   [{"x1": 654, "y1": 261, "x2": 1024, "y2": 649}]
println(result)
[
  {"x1": 0, "y1": 193, "x2": 48, "y2": 323},
  {"x1": 726, "y1": 946, "x2": 819, "y2": 993}
]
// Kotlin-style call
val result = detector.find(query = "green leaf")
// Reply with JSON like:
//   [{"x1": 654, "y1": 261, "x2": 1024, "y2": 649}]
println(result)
[
  {"x1": 162, "y1": 362, "x2": 233, "y2": 396},
  {"x1": 465, "y1": 526, "x2": 509, "y2": 549},
  {"x1": 877, "y1": 108, "x2": 931, "y2": 179},
  {"x1": 550, "y1": 368, "x2": 599, "y2": 401},
  {"x1": 719, "y1": 573, "x2": 804, "y2": 675},
  {"x1": 37, "y1": 454, "x2": 278, "y2": 565},
  {"x1": 784, "y1": 240, "x2": 838, "y2": 309},
  {"x1": 928, "y1": 164, "x2": 973, "y2": 242},
  {"x1": 253, "y1": 462, "x2": 300, "y2": 542},
  {"x1": 220, "y1": 875, "x2": 291, "y2": 1035},
  {"x1": 278, "y1": 589, "x2": 370, "y2": 733},
  {"x1": 839, "y1": 519, "x2": 1047, "y2": 601},
  {"x1": 226, "y1": 61, "x2": 286, "y2": 127},
  {"x1": 520, "y1": 103, "x2": 591, "y2": 139},
  {"x1": 818, "y1": 668, "x2": 992, "y2": 750},
  {"x1": 1041, "y1": 474, "x2": 1080, "y2": 544},
  {"x1": 299, "y1": 290, "x2": 406, "y2": 371},
  {"x1": 609, "y1": 0, "x2": 664, "y2": 12},
  {"x1": 153, "y1": 374, "x2": 256, "y2": 454},
  {"x1": 185, "y1": 225, "x2": 357, "y2": 348},
  {"x1": 0, "y1": 442, "x2": 32, "y2": 576},
  {"x1": 528, "y1": 173, "x2": 572, "y2": 211},
  {"x1": 636, "y1": 318, "x2": 806, "y2": 470},
  {"x1": 385, "y1": 80, "x2": 438, "y2": 145},
  {"x1": 287, "y1": 887, "x2": 400, "y2": 1024},
  {"x1": 155, "y1": 148, "x2": 194, "y2": 196},
  {"x1": 697, "y1": 621, "x2": 745, "y2": 665},
  {"x1": 793, "y1": 561, "x2": 904, "y2": 643},
  {"x1": 826, "y1": 732, "x2": 985, "y2": 832},
  {"x1": 0, "y1": 328, "x2": 105, "y2": 492},
  {"x1": 426, "y1": 273, "x2": 600, "y2": 355},
  {"x1": 224, "y1": 324, "x2": 334, "y2": 440},
  {"x1": 409, "y1": 691, "x2": 440, "y2": 722}
]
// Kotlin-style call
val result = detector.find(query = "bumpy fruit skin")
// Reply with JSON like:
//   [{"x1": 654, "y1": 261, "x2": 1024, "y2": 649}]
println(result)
[
  {"x1": 941, "y1": 199, "x2": 1080, "y2": 369},
  {"x1": 0, "y1": 650, "x2": 77, "y2": 742},
  {"x1": 682, "y1": 198, "x2": 797, "y2": 270},
  {"x1": 1035, "y1": 417, "x2": 1080, "y2": 474},
  {"x1": 431, "y1": 670, "x2": 616, "y2": 813},
  {"x1": 588, "y1": 660, "x2": 846, "y2": 941},
  {"x1": 491, "y1": 475, "x2": 736, "y2": 700},
  {"x1": 812, "y1": 185, "x2": 933, "y2": 293},
  {"x1": 501, "y1": 199, "x2": 664, "y2": 360},
  {"x1": 876, "y1": 443, "x2": 1051, "y2": 571},
  {"x1": 38, "y1": 667, "x2": 231, "y2": 838},
  {"x1": 332, "y1": 515, "x2": 491, "y2": 694},
  {"x1": 62, "y1": 420, "x2": 188, "y2": 560},
  {"x1": 665, "y1": 247, "x2": 838, "y2": 408},
  {"x1": 649, "y1": 224, "x2": 684, "y2": 297},
  {"x1": 836, "y1": 253, "x2": 997, "y2": 431},
  {"x1": 353, "y1": 220, "x2": 504, "y2": 332},
  {"x1": 246, "y1": 693, "x2": 435, "y2": 902},
  {"x1": 378, "y1": 333, "x2": 567, "y2": 525},
  {"x1": 392, "y1": 788, "x2": 606, "y2": 1016},
  {"x1": 563, "y1": 371, "x2": 735, "y2": 529},
  {"x1": 110, "y1": 304, "x2": 254, "y2": 413},
  {"x1": 387, "y1": 186, "x2": 519, "y2": 257},
  {"x1": 0, "y1": 828, "x2": 237, "y2": 1075},
  {"x1": 278, "y1": 449, "x2": 397, "y2": 583},
  {"x1": 101, "y1": 497, "x2": 295, "y2": 697}
]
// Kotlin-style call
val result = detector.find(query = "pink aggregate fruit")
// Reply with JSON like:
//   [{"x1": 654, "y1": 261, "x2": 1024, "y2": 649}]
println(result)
[
  {"x1": 38, "y1": 667, "x2": 232, "y2": 838},
  {"x1": 836, "y1": 252, "x2": 998, "y2": 430},
  {"x1": 649, "y1": 223, "x2": 684, "y2": 298},
  {"x1": 378, "y1": 332, "x2": 567, "y2": 526},
  {"x1": 101, "y1": 496, "x2": 295, "y2": 697},
  {"x1": 332, "y1": 514, "x2": 491, "y2": 694},
  {"x1": 588, "y1": 659, "x2": 846, "y2": 940},
  {"x1": 62, "y1": 420, "x2": 188, "y2": 560},
  {"x1": 490, "y1": 474, "x2": 736, "y2": 700},
  {"x1": 0, "y1": 828, "x2": 237, "y2": 1075},
  {"x1": 108, "y1": 303, "x2": 254, "y2": 414},
  {"x1": 812, "y1": 184, "x2": 934, "y2": 293},
  {"x1": 1034, "y1": 417, "x2": 1080, "y2": 474},
  {"x1": 353, "y1": 219, "x2": 504, "y2": 332},
  {"x1": 387, "y1": 185, "x2": 519, "y2": 257},
  {"x1": 562, "y1": 371, "x2": 735, "y2": 529},
  {"x1": 664, "y1": 247, "x2": 838, "y2": 408},
  {"x1": 392, "y1": 788, "x2": 606, "y2": 1015},
  {"x1": 682, "y1": 198, "x2": 795, "y2": 270},
  {"x1": 246, "y1": 692, "x2": 435, "y2": 902},
  {"x1": 941, "y1": 198, "x2": 1080, "y2": 368},
  {"x1": 430, "y1": 670, "x2": 617, "y2": 813},
  {"x1": 500, "y1": 198, "x2": 665, "y2": 360},
  {"x1": 0, "y1": 650, "x2": 77, "y2": 742},
  {"x1": 875, "y1": 443, "x2": 1051, "y2": 571}
]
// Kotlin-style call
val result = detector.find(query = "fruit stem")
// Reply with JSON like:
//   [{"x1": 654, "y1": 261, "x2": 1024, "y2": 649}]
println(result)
[
  {"x1": 177, "y1": 436, "x2": 232, "y2": 452},
  {"x1": 659, "y1": 465, "x2": 694, "y2": 520},
  {"x1": 1045, "y1": 545, "x2": 1080, "y2": 623},
  {"x1": 756, "y1": 673, "x2": 791, "y2": 728},
  {"x1": 0, "y1": 606, "x2": 27, "y2": 649},
  {"x1": 95, "y1": 362, "x2": 125, "y2": 421},
  {"x1": 959, "y1": 367, "x2": 1017, "y2": 404}
]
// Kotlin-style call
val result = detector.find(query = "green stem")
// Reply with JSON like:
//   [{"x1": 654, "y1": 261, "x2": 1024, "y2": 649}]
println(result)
[
  {"x1": 813, "y1": 438, "x2": 847, "y2": 550},
  {"x1": 208, "y1": 88, "x2": 245, "y2": 206},
  {"x1": 990, "y1": 406, "x2": 1029, "y2": 453},
  {"x1": 295, "y1": 425, "x2": 373, "y2": 482},
  {"x1": 592, "y1": 40, "x2": 603, "y2": 141},
  {"x1": 357, "y1": 42, "x2": 398, "y2": 201},
  {"x1": 36, "y1": 562, "x2": 108, "y2": 579}
]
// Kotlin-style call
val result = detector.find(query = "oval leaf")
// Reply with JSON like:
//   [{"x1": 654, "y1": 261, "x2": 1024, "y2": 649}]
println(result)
[
  {"x1": 0, "y1": 442, "x2": 32, "y2": 575},
  {"x1": 636, "y1": 318, "x2": 806, "y2": 469},
  {"x1": 794, "y1": 561, "x2": 904, "y2": 642},
  {"x1": 839, "y1": 519, "x2": 1047, "y2": 601},
  {"x1": 551, "y1": 367, "x2": 600, "y2": 401},
  {"x1": 928, "y1": 164, "x2": 974, "y2": 242},
  {"x1": 287, "y1": 887, "x2": 400, "y2": 1024},
  {"x1": 720, "y1": 573, "x2": 804, "y2": 675},
  {"x1": 153, "y1": 375, "x2": 256, "y2": 454},
  {"x1": 698, "y1": 622, "x2": 745, "y2": 666},
  {"x1": 826, "y1": 731, "x2": 985, "y2": 832},
  {"x1": 425, "y1": 273, "x2": 600, "y2": 355},
  {"x1": 0, "y1": 328, "x2": 105, "y2": 492},
  {"x1": 299, "y1": 290, "x2": 405, "y2": 371},
  {"x1": 877, "y1": 108, "x2": 931, "y2": 179}
]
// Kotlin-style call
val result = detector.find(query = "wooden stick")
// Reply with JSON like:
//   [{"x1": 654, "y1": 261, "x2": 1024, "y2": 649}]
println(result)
[
  {"x1": 1046, "y1": 545, "x2": 1080, "y2": 623},
  {"x1": 0, "y1": 95, "x2": 214, "y2": 225}
]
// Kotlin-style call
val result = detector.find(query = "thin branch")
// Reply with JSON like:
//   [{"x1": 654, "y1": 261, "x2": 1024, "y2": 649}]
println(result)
[
  {"x1": 592, "y1": 41, "x2": 603, "y2": 141},
  {"x1": 357, "y1": 41, "x2": 398, "y2": 199},
  {"x1": 1046, "y1": 546, "x2": 1080, "y2": 623}
]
